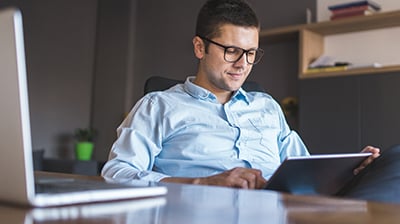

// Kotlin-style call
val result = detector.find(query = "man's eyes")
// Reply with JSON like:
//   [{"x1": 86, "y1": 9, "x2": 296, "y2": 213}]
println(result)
[
  {"x1": 226, "y1": 48, "x2": 256, "y2": 55},
  {"x1": 226, "y1": 47, "x2": 242, "y2": 54},
  {"x1": 247, "y1": 51, "x2": 256, "y2": 56}
]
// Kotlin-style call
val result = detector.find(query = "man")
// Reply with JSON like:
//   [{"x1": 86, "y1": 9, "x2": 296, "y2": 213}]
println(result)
[{"x1": 102, "y1": 0, "x2": 380, "y2": 190}]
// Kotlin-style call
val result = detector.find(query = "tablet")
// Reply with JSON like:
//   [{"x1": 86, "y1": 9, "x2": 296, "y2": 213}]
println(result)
[{"x1": 265, "y1": 153, "x2": 372, "y2": 195}]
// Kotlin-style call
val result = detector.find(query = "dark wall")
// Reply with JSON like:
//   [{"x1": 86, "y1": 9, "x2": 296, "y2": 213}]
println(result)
[
  {"x1": 91, "y1": 0, "x2": 134, "y2": 162},
  {"x1": 0, "y1": 0, "x2": 97, "y2": 159},
  {"x1": 130, "y1": 0, "x2": 204, "y2": 106},
  {"x1": 299, "y1": 72, "x2": 400, "y2": 154}
]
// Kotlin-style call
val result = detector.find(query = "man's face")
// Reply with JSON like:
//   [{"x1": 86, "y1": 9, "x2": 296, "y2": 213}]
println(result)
[{"x1": 194, "y1": 24, "x2": 259, "y2": 94}]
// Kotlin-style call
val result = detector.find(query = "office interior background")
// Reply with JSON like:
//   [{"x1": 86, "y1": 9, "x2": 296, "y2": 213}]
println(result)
[{"x1": 0, "y1": 0, "x2": 399, "y2": 163}]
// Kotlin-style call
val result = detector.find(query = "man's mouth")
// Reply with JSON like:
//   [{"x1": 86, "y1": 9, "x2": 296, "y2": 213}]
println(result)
[{"x1": 227, "y1": 72, "x2": 243, "y2": 79}]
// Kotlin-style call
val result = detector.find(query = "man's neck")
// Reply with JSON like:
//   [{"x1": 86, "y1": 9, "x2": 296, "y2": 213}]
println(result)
[
  {"x1": 192, "y1": 77, "x2": 233, "y2": 104},
  {"x1": 215, "y1": 91, "x2": 233, "y2": 104}
]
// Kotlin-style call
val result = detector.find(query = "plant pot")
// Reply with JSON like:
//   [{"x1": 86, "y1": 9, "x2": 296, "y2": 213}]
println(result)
[{"x1": 75, "y1": 141, "x2": 94, "y2": 161}]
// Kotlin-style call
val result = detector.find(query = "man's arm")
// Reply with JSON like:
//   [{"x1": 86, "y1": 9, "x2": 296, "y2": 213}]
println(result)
[
  {"x1": 160, "y1": 167, "x2": 267, "y2": 189},
  {"x1": 101, "y1": 158, "x2": 170, "y2": 182}
]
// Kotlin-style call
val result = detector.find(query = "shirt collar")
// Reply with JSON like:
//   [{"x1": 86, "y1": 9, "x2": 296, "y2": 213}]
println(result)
[{"x1": 183, "y1": 76, "x2": 250, "y2": 104}]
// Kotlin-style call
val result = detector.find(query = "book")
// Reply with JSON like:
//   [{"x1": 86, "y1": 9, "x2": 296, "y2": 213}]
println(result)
[
  {"x1": 347, "y1": 62, "x2": 382, "y2": 69},
  {"x1": 308, "y1": 55, "x2": 336, "y2": 68},
  {"x1": 330, "y1": 5, "x2": 379, "y2": 15},
  {"x1": 330, "y1": 10, "x2": 374, "y2": 20},
  {"x1": 306, "y1": 66, "x2": 348, "y2": 74},
  {"x1": 328, "y1": 0, "x2": 381, "y2": 11},
  {"x1": 306, "y1": 63, "x2": 382, "y2": 73}
]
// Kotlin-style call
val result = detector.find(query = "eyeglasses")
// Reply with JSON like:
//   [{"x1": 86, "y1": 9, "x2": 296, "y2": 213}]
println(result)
[{"x1": 199, "y1": 36, "x2": 264, "y2": 65}]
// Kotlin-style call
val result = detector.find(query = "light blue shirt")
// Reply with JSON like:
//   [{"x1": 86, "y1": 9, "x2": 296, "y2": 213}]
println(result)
[{"x1": 101, "y1": 76, "x2": 309, "y2": 182}]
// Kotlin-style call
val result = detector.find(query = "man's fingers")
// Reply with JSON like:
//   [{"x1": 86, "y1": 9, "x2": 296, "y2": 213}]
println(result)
[{"x1": 230, "y1": 168, "x2": 265, "y2": 189}]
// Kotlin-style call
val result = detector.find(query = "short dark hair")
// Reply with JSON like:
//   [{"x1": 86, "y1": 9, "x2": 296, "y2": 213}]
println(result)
[{"x1": 195, "y1": 0, "x2": 260, "y2": 39}]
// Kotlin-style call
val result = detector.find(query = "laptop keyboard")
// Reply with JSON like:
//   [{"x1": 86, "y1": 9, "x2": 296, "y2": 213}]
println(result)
[{"x1": 35, "y1": 178, "x2": 133, "y2": 194}]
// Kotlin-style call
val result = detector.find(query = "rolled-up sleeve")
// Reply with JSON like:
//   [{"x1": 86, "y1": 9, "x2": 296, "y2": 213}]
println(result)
[
  {"x1": 101, "y1": 95, "x2": 170, "y2": 182},
  {"x1": 278, "y1": 130, "x2": 310, "y2": 162},
  {"x1": 276, "y1": 104, "x2": 310, "y2": 162}
]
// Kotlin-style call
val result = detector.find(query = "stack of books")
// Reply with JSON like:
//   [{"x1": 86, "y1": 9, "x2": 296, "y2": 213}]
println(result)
[{"x1": 328, "y1": 0, "x2": 381, "y2": 20}]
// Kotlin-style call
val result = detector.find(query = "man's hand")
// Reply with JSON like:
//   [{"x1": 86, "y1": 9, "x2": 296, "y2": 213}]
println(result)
[
  {"x1": 353, "y1": 145, "x2": 380, "y2": 175},
  {"x1": 193, "y1": 167, "x2": 267, "y2": 189},
  {"x1": 161, "y1": 167, "x2": 267, "y2": 189}
]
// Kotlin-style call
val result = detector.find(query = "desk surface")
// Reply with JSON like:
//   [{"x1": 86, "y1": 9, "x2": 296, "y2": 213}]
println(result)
[{"x1": 1, "y1": 172, "x2": 400, "y2": 224}]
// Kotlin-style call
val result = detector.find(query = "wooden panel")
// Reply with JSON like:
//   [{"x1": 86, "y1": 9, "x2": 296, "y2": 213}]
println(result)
[
  {"x1": 299, "y1": 29, "x2": 323, "y2": 75},
  {"x1": 260, "y1": 10, "x2": 400, "y2": 39},
  {"x1": 259, "y1": 24, "x2": 301, "y2": 43},
  {"x1": 307, "y1": 10, "x2": 400, "y2": 35},
  {"x1": 300, "y1": 65, "x2": 400, "y2": 79}
]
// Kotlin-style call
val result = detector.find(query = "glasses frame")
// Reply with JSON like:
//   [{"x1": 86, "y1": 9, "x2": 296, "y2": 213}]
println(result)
[{"x1": 198, "y1": 36, "x2": 264, "y2": 65}]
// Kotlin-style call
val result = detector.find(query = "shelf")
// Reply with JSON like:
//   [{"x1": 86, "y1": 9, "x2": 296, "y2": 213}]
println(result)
[
  {"x1": 260, "y1": 10, "x2": 400, "y2": 38},
  {"x1": 299, "y1": 65, "x2": 400, "y2": 79},
  {"x1": 260, "y1": 10, "x2": 400, "y2": 79},
  {"x1": 259, "y1": 24, "x2": 302, "y2": 43},
  {"x1": 305, "y1": 10, "x2": 400, "y2": 35}
]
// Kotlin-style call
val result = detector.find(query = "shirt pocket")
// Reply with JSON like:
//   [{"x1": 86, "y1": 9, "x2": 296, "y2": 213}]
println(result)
[{"x1": 247, "y1": 115, "x2": 280, "y2": 148}]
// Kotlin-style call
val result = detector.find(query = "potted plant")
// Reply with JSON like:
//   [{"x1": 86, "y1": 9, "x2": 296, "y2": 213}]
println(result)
[{"x1": 74, "y1": 128, "x2": 96, "y2": 161}]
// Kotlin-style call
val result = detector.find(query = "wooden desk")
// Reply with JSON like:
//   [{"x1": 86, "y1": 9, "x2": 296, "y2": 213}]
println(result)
[{"x1": 1, "y1": 172, "x2": 400, "y2": 223}]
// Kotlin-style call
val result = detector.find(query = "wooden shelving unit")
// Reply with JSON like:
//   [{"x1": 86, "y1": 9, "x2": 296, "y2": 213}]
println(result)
[{"x1": 259, "y1": 10, "x2": 400, "y2": 79}]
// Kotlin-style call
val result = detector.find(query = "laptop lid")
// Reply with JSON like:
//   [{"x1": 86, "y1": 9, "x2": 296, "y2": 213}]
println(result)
[
  {"x1": 0, "y1": 7, "x2": 36, "y2": 206},
  {"x1": 265, "y1": 153, "x2": 371, "y2": 195},
  {"x1": 0, "y1": 7, "x2": 167, "y2": 207}
]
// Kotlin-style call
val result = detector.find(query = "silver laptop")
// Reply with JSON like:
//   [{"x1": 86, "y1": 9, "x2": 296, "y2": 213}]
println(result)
[{"x1": 0, "y1": 7, "x2": 167, "y2": 207}]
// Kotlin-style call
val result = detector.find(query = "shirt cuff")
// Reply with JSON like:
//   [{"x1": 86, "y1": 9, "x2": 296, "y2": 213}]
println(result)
[{"x1": 136, "y1": 170, "x2": 171, "y2": 182}]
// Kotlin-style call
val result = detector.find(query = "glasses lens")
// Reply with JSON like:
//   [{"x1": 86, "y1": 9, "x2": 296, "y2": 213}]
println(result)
[
  {"x1": 246, "y1": 50, "x2": 257, "y2": 64},
  {"x1": 224, "y1": 47, "x2": 243, "y2": 63},
  {"x1": 249, "y1": 49, "x2": 264, "y2": 64},
  {"x1": 224, "y1": 48, "x2": 264, "y2": 64}
]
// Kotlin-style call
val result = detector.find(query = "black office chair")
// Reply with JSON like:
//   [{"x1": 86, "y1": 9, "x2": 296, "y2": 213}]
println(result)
[{"x1": 144, "y1": 76, "x2": 265, "y2": 95}]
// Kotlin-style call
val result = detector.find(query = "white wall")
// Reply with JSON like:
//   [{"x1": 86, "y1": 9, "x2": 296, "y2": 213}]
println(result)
[{"x1": 316, "y1": 0, "x2": 400, "y2": 67}]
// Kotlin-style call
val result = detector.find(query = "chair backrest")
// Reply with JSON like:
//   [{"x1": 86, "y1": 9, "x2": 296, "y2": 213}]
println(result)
[{"x1": 144, "y1": 76, "x2": 264, "y2": 95}]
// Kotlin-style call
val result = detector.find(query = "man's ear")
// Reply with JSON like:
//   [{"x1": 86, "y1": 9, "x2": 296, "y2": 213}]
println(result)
[{"x1": 193, "y1": 36, "x2": 205, "y2": 59}]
